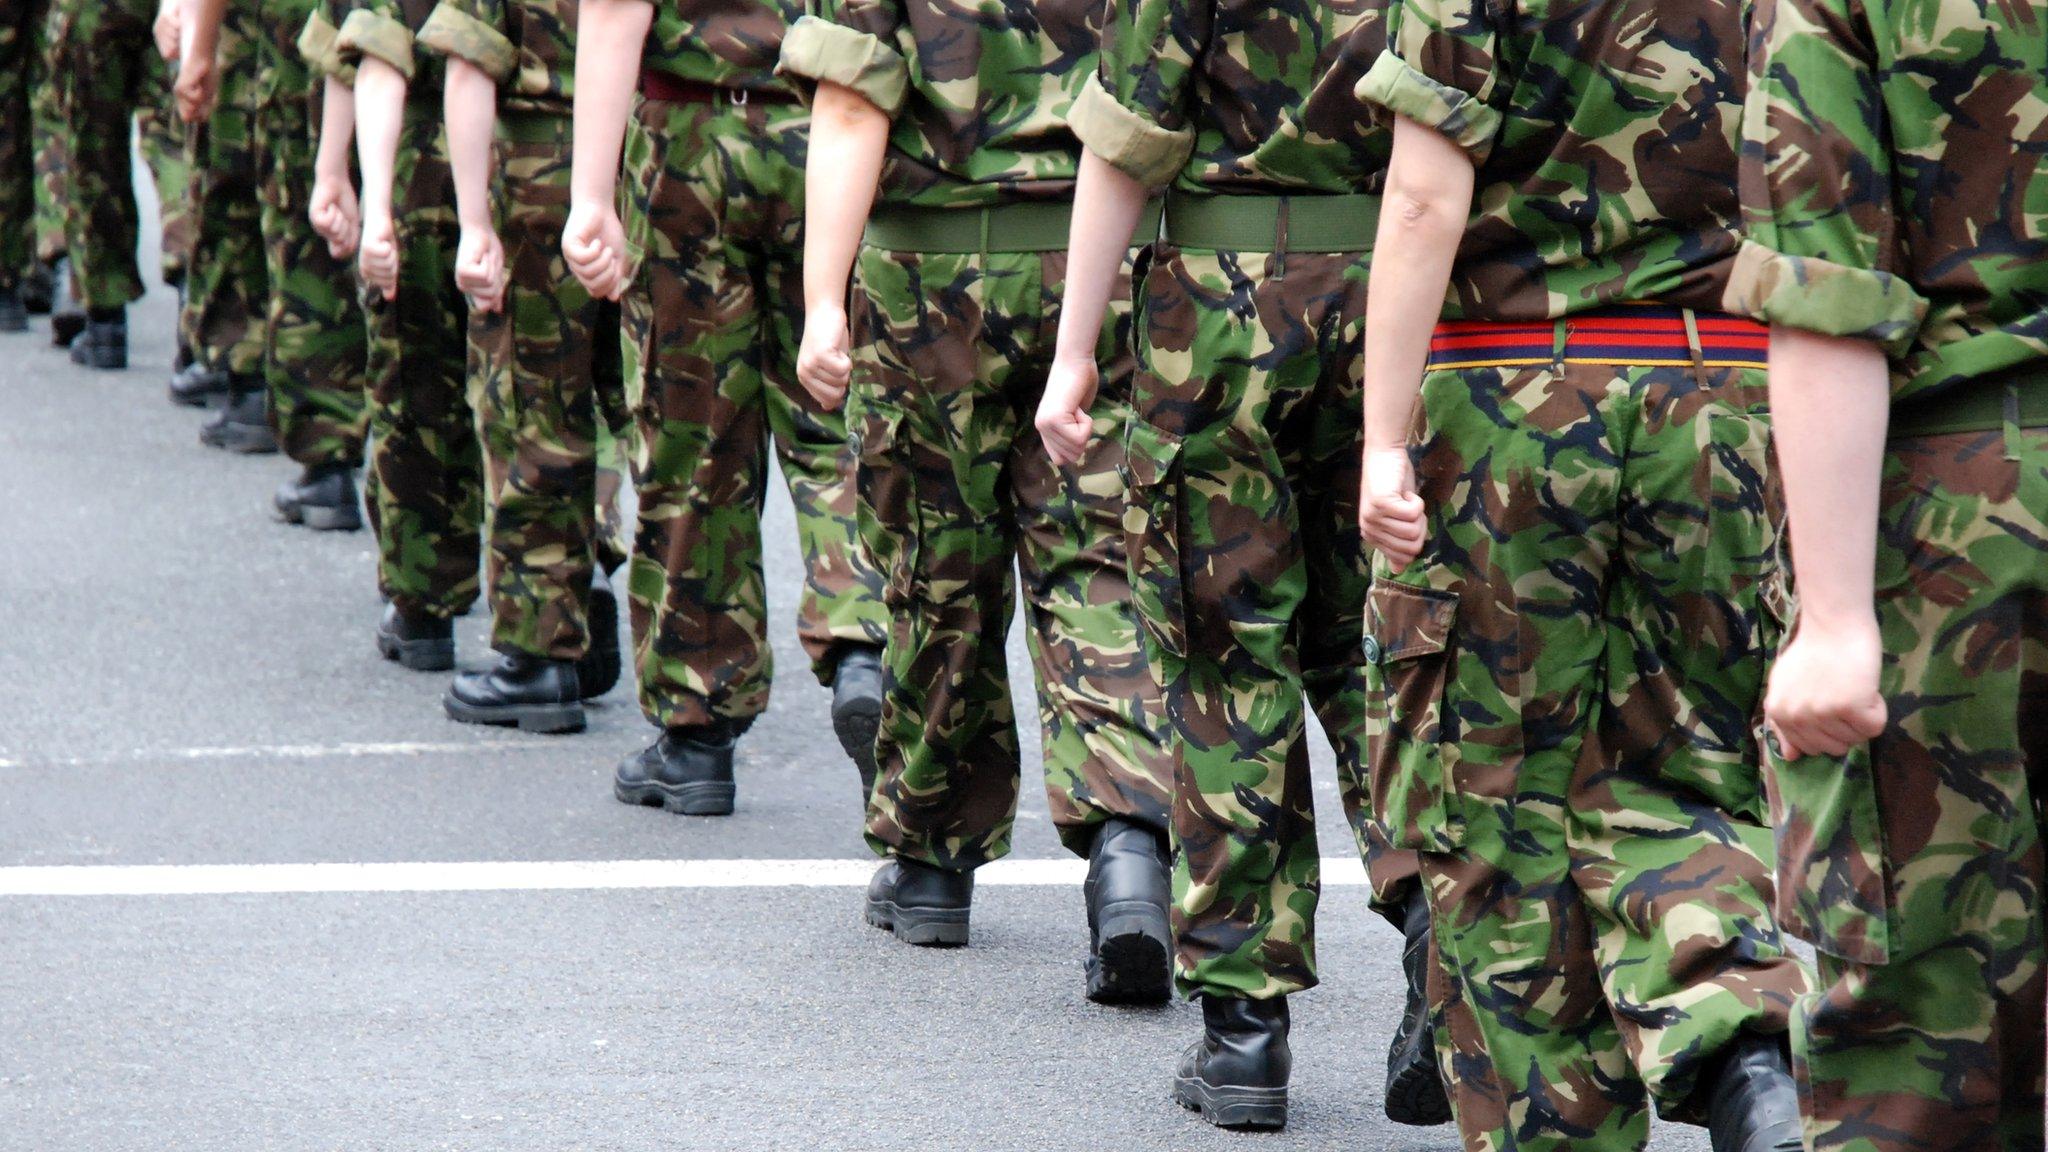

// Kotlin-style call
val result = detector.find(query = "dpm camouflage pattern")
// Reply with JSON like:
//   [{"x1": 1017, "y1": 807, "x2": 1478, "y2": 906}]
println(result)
[
  {"x1": 468, "y1": 114, "x2": 630, "y2": 661},
  {"x1": 182, "y1": 12, "x2": 266, "y2": 376},
  {"x1": 620, "y1": 96, "x2": 888, "y2": 731},
  {"x1": 1766, "y1": 428, "x2": 2048, "y2": 1152},
  {"x1": 29, "y1": 0, "x2": 65, "y2": 267},
  {"x1": 47, "y1": 0, "x2": 169, "y2": 308},
  {"x1": 362, "y1": 103, "x2": 483, "y2": 620},
  {"x1": 847, "y1": 242, "x2": 1172, "y2": 866},
  {"x1": 1127, "y1": 245, "x2": 1418, "y2": 1000},
  {"x1": 0, "y1": 0, "x2": 45, "y2": 287},
  {"x1": 136, "y1": 50, "x2": 191, "y2": 287},
  {"x1": 1365, "y1": 352, "x2": 1812, "y2": 1151},
  {"x1": 253, "y1": 0, "x2": 369, "y2": 470},
  {"x1": 1356, "y1": 0, "x2": 1751, "y2": 322}
]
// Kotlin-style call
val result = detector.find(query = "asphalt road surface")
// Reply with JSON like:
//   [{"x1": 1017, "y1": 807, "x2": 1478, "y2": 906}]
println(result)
[{"x1": 0, "y1": 171, "x2": 1714, "y2": 1152}]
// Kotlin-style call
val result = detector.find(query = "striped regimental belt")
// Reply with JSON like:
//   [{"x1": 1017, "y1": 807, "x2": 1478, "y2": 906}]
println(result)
[{"x1": 1426, "y1": 305, "x2": 1770, "y2": 373}]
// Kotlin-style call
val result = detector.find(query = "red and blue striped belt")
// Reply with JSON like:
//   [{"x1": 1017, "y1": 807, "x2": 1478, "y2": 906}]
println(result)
[{"x1": 1426, "y1": 305, "x2": 1769, "y2": 373}]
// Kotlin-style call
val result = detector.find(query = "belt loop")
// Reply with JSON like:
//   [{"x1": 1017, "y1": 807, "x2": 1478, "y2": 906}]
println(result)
[
  {"x1": 1681, "y1": 308, "x2": 1711, "y2": 389},
  {"x1": 1551, "y1": 318, "x2": 1568, "y2": 373},
  {"x1": 1274, "y1": 197, "x2": 1290, "y2": 280},
  {"x1": 2005, "y1": 384, "x2": 2023, "y2": 462},
  {"x1": 978, "y1": 207, "x2": 991, "y2": 269}
]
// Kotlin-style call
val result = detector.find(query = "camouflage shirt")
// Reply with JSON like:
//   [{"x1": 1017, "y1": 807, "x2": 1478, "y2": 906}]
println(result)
[
  {"x1": 642, "y1": 0, "x2": 801, "y2": 97},
  {"x1": 1727, "y1": 0, "x2": 2048, "y2": 417},
  {"x1": 1358, "y1": 0, "x2": 1750, "y2": 321},
  {"x1": 775, "y1": 0, "x2": 1100, "y2": 208},
  {"x1": 1068, "y1": 0, "x2": 1390, "y2": 196},
  {"x1": 301, "y1": 1, "x2": 354, "y2": 83},
  {"x1": 417, "y1": 0, "x2": 576, "y2": 114},
  {"x1": 332, "y1": 0, "x2": 449, "y2": 103}
]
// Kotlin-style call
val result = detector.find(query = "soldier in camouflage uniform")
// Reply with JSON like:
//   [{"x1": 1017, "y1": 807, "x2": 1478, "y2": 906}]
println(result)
[
  {"x1": 1354, "y1": 2, "x2": 1814, "y2": 1149},
  {"x1": 1731, "y1": 3, "x2": 2048, "y2": 1149},
  {"x1": 172, "y1": 7, "x2": 266, "y2": 417},
  {"x1": 330, "y1": 0, "x2": 486, "y2": 670},
  {"x1": 1044, "y1": 0, "x2": 1433, "y2": 1129},
  {"x1": 775, "y1": 0, "x2": 1177, "y2": 997},
  {"x1": 417, "y1": 0, "x2": 629, "y2": 734},
  {"x1": 564, "y1": 0, "x2": 889, "y2": 810}
]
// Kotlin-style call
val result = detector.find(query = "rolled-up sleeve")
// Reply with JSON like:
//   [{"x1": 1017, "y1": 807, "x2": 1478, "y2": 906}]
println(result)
[
  {"x1": 298, "y1": 5, "x2": 347, "y2": 79},
  {"x1": 1725, "y1": 0, "x2": 1928, "y2": 353},
  {"x1": 1065, "y1": 0, "x2": 1203, "y2": 188},
  {"x1": 1355, "y1": 0, "x2": 1506, "y2": 164},
  {"x1": 775, "y1": 6, "x2": 909, "y2": 117},
  {"x1": 335, "y1": 2, "x2": 418, "y2": 80},
  {"x1": 418, "y1": 0, "x2": 518, "y2": 83}
]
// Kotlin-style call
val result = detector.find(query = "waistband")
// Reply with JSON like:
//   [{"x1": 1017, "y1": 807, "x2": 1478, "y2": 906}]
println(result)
[
  {"x1": 638, "y1": 71, "x2": 798, "y2": 107},
  {"x1": 496, "y1": 109, "x2": 571, "y2": 143},
  {"x1": 1427, "y1": 306, "x2": 1769, "y2": 373},
  {"x1": 1164, "y1": 191, "x2": 1381, "y2": 254},
  {"x1": 864, "y1": 200, "x2": 1163, "y2": 255},
  {"x1": 1891, "y1": 364, "x2": 2048, "y2": 438}
]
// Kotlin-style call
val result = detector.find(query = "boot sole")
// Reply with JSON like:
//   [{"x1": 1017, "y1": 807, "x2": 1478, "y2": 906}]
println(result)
[
  {"x1": 613, "y1": 778, "x2": 736, "y2": 817},
  {"x1": 169, "y1": 387, "x2": 227, "y2": 408},
  {"x1": 376, "y1": 630, "x2": 456, "y2": 673},
  {"x1": 72, "y1": 351, "x2": 127, "y2": 370},
  {"x1": 1087, "y1": 901, "x2": 1173, "y2": 1005},
  {"x1": 1385, "y1": 1054, "x2": 1453, "y2": 1127},
  {"x1": 1174, "y1": 1077, "x2": 1288, "y2": 1130},
  {"x1": 276, "y1": 501, "x2": 364, "y2": 532},
  {"x1": 200, "y1": 425, "x2": 280, "y2": 455},
  {"x1": 832, "y1": 697, "x2": 882, "y2": 801},
  {"x1": 442, "y1": 692, "x2": 586, "y2": 735},
  {"x1": 864, "y1": 895, "x2": 970, "y2": 947}
]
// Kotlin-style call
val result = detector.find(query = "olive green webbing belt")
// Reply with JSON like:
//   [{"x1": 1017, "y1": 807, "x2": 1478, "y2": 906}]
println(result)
[
  {"x1": 863, "y1": 200, "x2": 1163, "y2": 255},
  {"x1": 1164, "y1": 191, "x2": 1382, "y2": 253},
  {"x1": 496, "y1": 110, "x2": 572, "y2": 144},
  {"x1": 1891, "y1": 366, "x2": 2048, "y2": 438}
]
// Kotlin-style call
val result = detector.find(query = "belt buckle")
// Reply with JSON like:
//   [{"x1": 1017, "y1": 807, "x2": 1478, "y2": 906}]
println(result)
[{"x1": 729, "y1": 88, "x2": 749, "y2": 107}]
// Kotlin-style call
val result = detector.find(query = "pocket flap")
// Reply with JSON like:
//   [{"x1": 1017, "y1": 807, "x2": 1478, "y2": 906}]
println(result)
[
  {"x1": 1367, "y1": 580, "x2": 1459, "y2": 664},
  {"x1": 1123, "y1": 420, "x2": 1183, "y2": 490}
]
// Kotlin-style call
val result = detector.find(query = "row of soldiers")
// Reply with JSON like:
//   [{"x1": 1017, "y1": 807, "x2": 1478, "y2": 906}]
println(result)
[{"x1": 8, "y1": 0, "x2": 2042, "y2": 1150}]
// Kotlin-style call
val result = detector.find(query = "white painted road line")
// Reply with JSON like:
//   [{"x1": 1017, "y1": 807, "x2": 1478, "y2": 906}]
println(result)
[{"x1": 0, "y1": 856, "x2": 1373, "y2": 897}]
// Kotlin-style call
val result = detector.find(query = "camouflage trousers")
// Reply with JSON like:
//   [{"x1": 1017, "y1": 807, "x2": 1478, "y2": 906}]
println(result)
[
  {"x1": 253, "y1": 5, "x2": 367, "y2": 470},
  {"x1": 621, "y1": 95, "x2": 887, "y2": 731},
  {"x1": 27, "y1": 0, "x2": 63, "y2": 267},
  {"x1": 47, "y1": 0, "x2": 162, "y2": 309},
  {"x1": 182, "y1": 86, "x2": 265, "y2": 377},
  {"x1": 1126, "y1": 243, "x2": 1422, "y2": 1000},
  {"x1": 364, "y1": 105, "x2": 482, "y2": 620},
  {"x1": 473, "y1": 112, "x2": 629, "y2": 661},
  {"x1": 1366, "y1": 329, "x2": 1812, "y2": 1151},
  {"x1": 136, "y1": 59, "x2": 189, "y2": 287},
  {"x1": 848, "y1": 236, "x2": 1172, "y2": 867},
  {"x1": 1767, "y1": 423, "x2": 2048, "y2": 1152},
  {"x1": 0, "y1": 0, "x2": 40, "y2": 287}
]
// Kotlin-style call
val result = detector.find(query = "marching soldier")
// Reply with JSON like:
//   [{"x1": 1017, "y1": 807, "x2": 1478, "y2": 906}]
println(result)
[
  {"x1": 1042, "y1": 0, "x2": 1434, "y2": 1130},
  {"x1": 563, "y1": 0, "x2": 890, "y2": 807},
  {"x1": 1355, "y1": 0, "x2": 1813, "y2": 1149},
  {"x1": 1734, "y1": 1, "x2": 2048, "y2": 1148},
  {"x1": 775, "y1": 0, "x2": 1178, "y2": 997}
]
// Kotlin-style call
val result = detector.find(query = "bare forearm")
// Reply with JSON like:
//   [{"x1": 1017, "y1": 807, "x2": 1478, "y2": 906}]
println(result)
[
  {"x1": 1768, "y1": 328, "x2": 1891, "y2": 627},
  {"x1": 182, "y1": 0, "x2": 227, "y2": 63},
  {"x1": 802, "y1": 83, "x2": 889, "y2": 314},
  {"x1": 444, "y1": 59, "x2": 498, "y2": 231},
  {"x1": 1053, "y1": 149, "x2": 1149, "y2": 366},
  {"x1": 1363, "y1": 118, "x2": 1473, "y2": 452},
  {"x1": 315, "y1": 76, "x2": 356, "y2": 179},
  {"x1": 569, "y1": 0, "x2": 652, "y2": 208},
  {"x1": 353, "y1": 58, "x2": 408, "y2": 221}
]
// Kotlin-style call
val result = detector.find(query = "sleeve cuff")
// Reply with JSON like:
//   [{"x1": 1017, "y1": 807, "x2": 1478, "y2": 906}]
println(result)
[
  {"x1": 1067, "y1": 73, "x2": 1192, "y2": 190},
  {"x1": 775, "y1": 16, "x2": 908, "y2": 117},
  {"x1": 418, "y1": 5, "x2": 517, "y2": 82},
  {"x1": 1723, "y1": 240, "x2": 1930, "y2": 356},
  {"x1": 297, "y1": 10, "x2": 342, "y2": 76},
  {"x1": 1356, "y1": 51, "x2": 1500, "y2": 164},
  {"x1": 336, "y1": 9, "x2": 417, "y2": 80}
]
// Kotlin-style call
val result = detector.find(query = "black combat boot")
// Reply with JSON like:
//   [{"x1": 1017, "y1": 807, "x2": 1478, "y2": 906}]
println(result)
[
  {"x1": 1083, "y1": 817, "x2": 1172, "y2": 1005},
  {"x1": 830, "y1": 644, "x2": 884, "y2": 801},
  {"x1": 375, "y1": 603, "x2": 456, "y2": 672},
  {"x1": 274, "y1": 463, "x2": 363, "y2": 531},
  {"x1": 574, "y1": 566, "x2": 622, "y2": 700},
  {"x1": 18, "y1": 262, "x2": 54, "y2": 315},
  {"x1": 0, "y1": 286, "x2": 25, "y2": 333},
  {"x1": 168, "y1": 357, "x2": 229, "y2": 407},
  {"x1": 1385, "y1": 887, "x2": 1452, "y2": 1125},
  {"x1": 69, "y1": 308, "x2": 126, "y2": 368},
  {"x1": 49, "y1": 294, "x2": 85, "y2": 347},
  {"x1": 864, "y1": 856, "x2": 973, "y2": 947},
  {"x1": 614, "y1": 724, "x2": 739, "y2": 815},
  {"x1": 444, "y1": 653, "x2": 586, "y2": 734},
  {"x1": 199, "y1": 379, "x2": 278, "y2": 453},
  {"x1": 1175, "y1": 995, "x2": 1291, "y2": 1130},
  {"x1": 1702, "y1": 1034, "x2": 1805, "y2": 1152}
]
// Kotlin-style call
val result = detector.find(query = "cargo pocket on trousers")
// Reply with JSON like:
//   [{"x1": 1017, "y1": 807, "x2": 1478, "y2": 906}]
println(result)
[
  {"x1": 1363, "y1": 579, "x2": 1467, "y2": 852},
  {"x1": 852, "y1": 403, "x2": 923, "y2": 609},
  {"x1": 1121, "y1": 419, "x2": 1189, "y2": 659}
]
